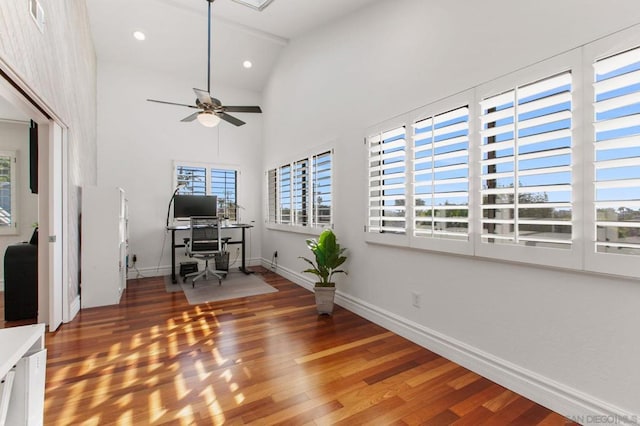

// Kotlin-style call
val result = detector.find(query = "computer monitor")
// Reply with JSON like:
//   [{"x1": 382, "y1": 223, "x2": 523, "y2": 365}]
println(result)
[{"x1": 173, "y1": 195, "x2": 217, "y2": 220}]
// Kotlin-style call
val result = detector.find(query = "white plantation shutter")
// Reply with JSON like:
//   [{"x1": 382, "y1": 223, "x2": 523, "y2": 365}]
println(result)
[
  {"x1": 292, "y1": 159, "x2": 308, "y2": 225},
  {"x1": 413, "y1": 106, "x2": 469, "y2": 240},
  {"x1": 368, "y1": 126, "x2": 407, "y2": 234},
  {"x1": 267, "y1": 168, "x2": 277, "y2": 223},
  {"x1": 266, "y1": 150, "x2": 333, "y2": 229},
  {"x1": 176, "y1": 165, "x2": 207, "y2": 195},
  {"x1": 211, "y1": 169, "x2": 237, "y2": 221},
  {"x1": 312, "y1": 151, "x2": 332, "y2": 226},
  {"x1": 480, "y1": 72, "x2": 573, "y2": 248},
  {"x1": 593, "y1": 46, "x2": 640, "y2": 256},
  {"x1": 279, "y1": 164, "x2": 292, "y2": 224}
]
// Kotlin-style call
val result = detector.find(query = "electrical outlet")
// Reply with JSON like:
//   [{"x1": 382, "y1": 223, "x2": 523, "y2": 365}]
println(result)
[{"x1": 411, "y1": 292, "x2": 421, "y2": 308}]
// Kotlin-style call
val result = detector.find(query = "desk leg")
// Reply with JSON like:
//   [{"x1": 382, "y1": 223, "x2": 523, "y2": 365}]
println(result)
[
  {"x1": 239, "y1": 226, "x2": 253, "y2": 274},
  {"x1": 171, "y1": 229, "x2": 177, "y2": 284}
]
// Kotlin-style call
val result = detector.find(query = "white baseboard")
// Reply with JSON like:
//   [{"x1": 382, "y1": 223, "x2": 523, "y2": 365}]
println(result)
[
  {"x1": 132, "y1": 257, "x2": 264, "y2": 280},
  {"x1": 260, "y1": 258, "x2": 638, "y2": 425}
]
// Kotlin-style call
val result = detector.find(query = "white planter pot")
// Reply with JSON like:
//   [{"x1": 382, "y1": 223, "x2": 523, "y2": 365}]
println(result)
[{"x1": 314, "y1": 286, "x2": 336, "y2": 315}]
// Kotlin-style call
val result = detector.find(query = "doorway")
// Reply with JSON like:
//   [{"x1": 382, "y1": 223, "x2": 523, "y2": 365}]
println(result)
[{"x1": 0, "y1": 74, "x2": 69, "y2": 332}]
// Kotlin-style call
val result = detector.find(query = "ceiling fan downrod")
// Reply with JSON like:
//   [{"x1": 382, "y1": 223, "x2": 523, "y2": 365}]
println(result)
[{"x1": 206, "y1": 0, "x2": 214, "y2": 94}]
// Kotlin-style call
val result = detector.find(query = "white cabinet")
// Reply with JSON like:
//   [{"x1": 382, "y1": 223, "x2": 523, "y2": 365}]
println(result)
[
  {"x1": 0, "y1": 324, "x2": 46, "y2": 426},
  {"x1": 81, "y1": 186, "x2": 127, "y2": 308}
]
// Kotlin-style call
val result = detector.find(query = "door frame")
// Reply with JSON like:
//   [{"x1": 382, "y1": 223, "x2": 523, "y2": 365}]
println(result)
[{"x1": 0, "y1": 65, "x2": 70, "y2": 330}]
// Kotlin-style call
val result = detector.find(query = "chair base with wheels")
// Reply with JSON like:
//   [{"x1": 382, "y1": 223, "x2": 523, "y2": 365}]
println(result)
[{"x1": 184, "y1": 255, "x2": 226, "y2": 287}]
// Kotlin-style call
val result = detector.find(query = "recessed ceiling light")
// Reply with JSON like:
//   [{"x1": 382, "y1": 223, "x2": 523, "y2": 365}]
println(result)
[
  {"x1": 243, "y1": 60, "x2": 253, "y2": 69},
  {"x1": 133, "y1": 31, "x2": 146, "y2": 41},
  {"x1": 231, "y1": 0, "x2": 275, "y2": 11}
]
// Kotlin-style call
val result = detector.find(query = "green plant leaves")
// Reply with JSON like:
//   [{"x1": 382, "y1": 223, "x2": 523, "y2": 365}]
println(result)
[{"x1": 300, "y1": 229, "x2": 347, "y2": 286}]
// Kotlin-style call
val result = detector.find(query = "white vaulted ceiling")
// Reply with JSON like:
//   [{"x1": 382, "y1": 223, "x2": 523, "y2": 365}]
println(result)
[{"x1": 86, "y1": 0, "x2": 379, "y2": 92}]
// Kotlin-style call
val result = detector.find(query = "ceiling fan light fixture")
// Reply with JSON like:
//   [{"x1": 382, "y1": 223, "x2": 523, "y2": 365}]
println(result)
[
  {"x1": 197, "y1": 111, "x2": 221, "y2": 127},
  {"x1": 231, "y1": 0, "x2": 275, "y2": 11}
]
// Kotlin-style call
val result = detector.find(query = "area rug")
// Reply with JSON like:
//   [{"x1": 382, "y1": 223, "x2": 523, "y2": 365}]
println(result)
[{"x1": 165, "y1": 272, "x2": 278, "y2": 305}]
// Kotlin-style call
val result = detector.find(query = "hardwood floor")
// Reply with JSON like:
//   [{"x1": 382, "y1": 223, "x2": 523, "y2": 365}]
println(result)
[{"x1": 3, "y1": 268, "x2": 576, "y2": 425}]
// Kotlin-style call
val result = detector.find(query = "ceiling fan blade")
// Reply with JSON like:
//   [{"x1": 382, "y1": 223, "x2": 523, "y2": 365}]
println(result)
[
  {"x1": 181, "y1": 112, "x2": 201, "y2": 122},
  {"x1": 193, "y1": 88, "x2": 213, "y2": 105},
  {"x1": 219, "y1": 113, "x2": 246, "y2": 127},
  {"x1": 224, "y1": 106, "x2": 262, "y2": 113},
  {"x1": 147, "y1": 99, "x2": 198, "y2": 109}
]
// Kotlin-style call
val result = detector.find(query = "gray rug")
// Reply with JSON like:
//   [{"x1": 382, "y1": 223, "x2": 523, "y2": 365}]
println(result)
[{"x1": 164, "y1": 272, "x2": 278, "y2": 305}]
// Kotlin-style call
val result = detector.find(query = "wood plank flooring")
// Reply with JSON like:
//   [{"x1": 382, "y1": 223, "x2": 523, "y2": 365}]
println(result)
[{"x1": 2, "y1": 268, "x2": 576, "y2": 425}]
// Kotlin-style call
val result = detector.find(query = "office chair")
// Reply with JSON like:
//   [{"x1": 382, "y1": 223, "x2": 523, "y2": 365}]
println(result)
[{"x1": 185, "y1": 216, "x2": 229, "y2": 287}]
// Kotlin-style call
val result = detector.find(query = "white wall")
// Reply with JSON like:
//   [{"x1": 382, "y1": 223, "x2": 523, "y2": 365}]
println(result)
[
  {"x1": 0, "y1": 1, "x2": 97, "y2": 312},
  {"x1": 262, "y1": 0, "x2": 640, "y2": 418},
  {"x1": 96, "y1": 62, "x2": 263, "y2": 277},
  {"x1": 0, "y1": 121, "x2": 38, "y2": 290}
]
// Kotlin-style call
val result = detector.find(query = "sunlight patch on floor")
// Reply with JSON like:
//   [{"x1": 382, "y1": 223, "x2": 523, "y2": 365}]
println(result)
[
  {"x1": 195, "y1": 359, "x2": 211, "y2": 381},
  {"x1": 130, "y1": 332, "x2": 142, "y2": 350},
  {"x1": 124, "y1": 352, "x2": 139, "y2": 384},
  {"x1": 212, "y1": 347, "x2": 227, "y2": 366},
  {"x1": 149, "y1": 389, "x2": 168, "y2": 423},
  {"x1": 116, "y1": 409, "x2": 133, "y2": 425},
  {"x1": 79, "y1": 352, "x2": 98, "y2": 375},
  {"x1": 90, "y1": 365, "x2": 114, "y2": 408},
  {"x1": 185, "y1": 323, "x2": 196, "y2": 346},
  {"x1": 108, "y1": 342, "x2": 122, "y2": 361},
  {"x1": 117, "y1": 392, "x2": 133, "y2": 409},
  {"x1": 174, "y1": 372, "x2": 189, "y2": 399},
  {"x1": 168, "y1": 332, "x2": 178, "y2": 358},
  {"x1": 177, "y1": 404, "x2": 195, "y2": 425}
]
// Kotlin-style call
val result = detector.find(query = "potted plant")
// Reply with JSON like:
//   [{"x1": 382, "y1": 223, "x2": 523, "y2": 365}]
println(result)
[{"x1": 299, "y1": 229, "x2": 347, "y2": 315}]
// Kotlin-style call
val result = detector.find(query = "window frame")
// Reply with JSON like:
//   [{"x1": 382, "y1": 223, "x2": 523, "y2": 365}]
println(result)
[
  {"x1": 474, "y1": 50, "x2": 584, "y2": 270},
  {"x1": 365, "y1": 92, "x2": 476, "y2": 255},
  {"x1": 266, "y1": 147, "x2": 333, "y2": 234},
  {"x1": 0, "y1": 150, "x2": 18, "y2": 235},
  {"x1": 411, "y1": 92, "x2": 475, "y2": 255}
]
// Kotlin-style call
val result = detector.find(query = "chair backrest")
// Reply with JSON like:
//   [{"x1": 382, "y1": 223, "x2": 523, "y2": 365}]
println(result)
[{"x1": 189, "y1": 216, "x2": 222, "y2": 253}]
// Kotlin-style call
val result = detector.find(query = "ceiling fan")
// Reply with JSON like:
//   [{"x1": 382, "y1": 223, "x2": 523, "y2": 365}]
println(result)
[{"x1": 147, "y1": 0, "x2": 262, "y2": 127}]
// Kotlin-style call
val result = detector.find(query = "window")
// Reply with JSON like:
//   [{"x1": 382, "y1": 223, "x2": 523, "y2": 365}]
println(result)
[
  {"x1": 362, "y1": 27, "x2": 640, "y2": 277},
  {"x1": 292, "y1": 159, "x2": 307, "y2": 225},
  {"x1": 367, "y1": 126, "x2": 406, "y2": 234},
  {"x1": 267, "y1": 150, "x2": 333, "y2": 229},
  {"x1": 312, "y1": 151, "x2": 332, "y2": 226},
  {"x1": 480, "y1": 72, "x2": 573, "y2": 249},
  {"x1": 176, "y1": 165, "x2": 206, "y2": 195},
  {"x1": 211, "y1": 169, "x2": 238, "y2": 221},
  {"x1": 279, "y1": 164, "x2": 292, "y2": 224},
  {"x1": 592, "y1": 46, "x2": 640, "y2": 257},
  {"x1": 413, "y1": 106, "x2": 470, "y2": 241},
  {"x1": 0, "y1": 151, "x2": 17, "y2": 234},
  {"x1": 174, "y1": 162, "x2": 238, "y2": 220}
]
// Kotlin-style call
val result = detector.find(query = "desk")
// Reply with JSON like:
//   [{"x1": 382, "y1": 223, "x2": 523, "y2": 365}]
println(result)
[{"x1": 167, "y1": 223, "x2": 253, "y2": 284}]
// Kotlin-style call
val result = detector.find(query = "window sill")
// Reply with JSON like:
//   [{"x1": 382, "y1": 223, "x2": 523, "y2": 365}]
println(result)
[{"x1": 265, "y1": 223, "x2": 329, "y2": 237}]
